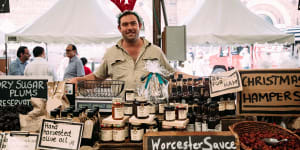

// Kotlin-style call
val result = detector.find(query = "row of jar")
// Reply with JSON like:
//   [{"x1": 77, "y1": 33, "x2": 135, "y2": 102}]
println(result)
[{"x1": 100, "y1": 121, "x2": 158, "y2": 143}]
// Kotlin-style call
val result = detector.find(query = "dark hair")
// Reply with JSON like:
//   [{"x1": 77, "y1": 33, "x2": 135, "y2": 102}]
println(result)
[
  {"x1": 81, "y1": 57, "x2": 88, "y2": 65},
  {"x1": 33, "y1": 46, "x2": 44, "y2": 57},
  {"x1": 117, "y1": 10, "x2": 142, "y2": 26},
  {"x1": 17, "y1": 46, "x2": 28, "y2": 57}
]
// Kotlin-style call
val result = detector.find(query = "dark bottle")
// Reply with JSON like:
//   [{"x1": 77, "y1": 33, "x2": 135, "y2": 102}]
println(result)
[
  {"x1": 207, "y1": 104, "x2": 217, "y2": 132},
  {"x1": 202, "y1": 103, "x2": 209, "y2": 131},
  {"x1": 215, "y1": 103, "x2": 222, "y2": 131},
  {"x1": 227, "y1": 93, "x2": 236, "y2": 116},
  {"x1": 218, "y1": 95, "x2": 226, "y2": 117},
  {"x1": 187, "y1": 78, "x2": 194, "y2": 103},
  {"x1": 193, "y1": 78, "x2": 200, "y2": 100},
  {"x1": 198, "y1": 77, "x2": 204, "y2": 102},
  {"x1": 169, "y1": 79, "x2": 178, "y2": 104},
  {"x1": 203, "y1": 78, "x2": 210, "y2": 101},
  {"x1": 81, "y1": 111, "x2": 95, "y2": 146},
  {"x1": 182, "y1": 79, "x2": 189, "y2": 104},
  {"x1": 186, "y1": 106, "x2": 195, "y2": 132},
  {"x1": 176, "y1": 78, "x2": 183, "y2": 103},
  {"x1": 194, "y1": 104, "x2": 202, "y2": 131}
]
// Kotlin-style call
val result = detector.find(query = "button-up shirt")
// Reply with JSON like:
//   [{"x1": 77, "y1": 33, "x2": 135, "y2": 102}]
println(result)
[
  {"x1": 24, "y1": 57, "x2": 57, "y2": 81},
  {"x1": 63, "y1": 55, "x2": 85, "y2": 80},
  {"x1": 94, "y1": 38, "x2": 175, "y2": 92},
  {"x1": 8, "y1": 58, "x2": 28, "y2": 75}
]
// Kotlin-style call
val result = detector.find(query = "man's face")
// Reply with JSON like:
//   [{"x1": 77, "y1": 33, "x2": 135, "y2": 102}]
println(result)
[
  {"x1": 65, "y1": 45, "x2": 76, "y2": 58},
  {"x1": 118, "y1": 14, "x2": 142, "y2": 43},
  {"x1": 21, "y1": 48, "x2": 31, "y2": 61}
]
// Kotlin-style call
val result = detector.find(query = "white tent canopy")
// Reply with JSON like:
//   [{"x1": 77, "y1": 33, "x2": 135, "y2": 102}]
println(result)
[
  {"x1": 184, "y1": 0, "x2": 294, "y2": 45},
  {"x1": 5, "y1": 0, "x2": 121, "y2": 44},
  {"x1": 0, "y1": 31, "x2": 4, "y2": 44}
]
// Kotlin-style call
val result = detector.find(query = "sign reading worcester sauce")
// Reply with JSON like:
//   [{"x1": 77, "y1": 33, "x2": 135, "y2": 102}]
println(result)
[
  {"x1": 238, "y1": 69, "x2": 300, "y2": 116},
  {"x1": 0, "y1": 76, "x2": 51, "y2": 107},
  {"x1": 210, "y1": 69, "x2": 243, "y2": 97},
  {"x1": 38, "y1": 119, "x2": 83, "y2": 150},
  {"x1": 144, "y1": 132, "x2": 237, "y2": 150}
]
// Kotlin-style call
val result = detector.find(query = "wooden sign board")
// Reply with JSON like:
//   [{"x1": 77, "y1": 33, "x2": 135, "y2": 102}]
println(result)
[
  {"x1": 237, "y1": 69, "x2": 300, "y2": 116},
  {"x1": 143, "y1": 131, "x2": 238, "y2": 150},
  {"x1": 38, "y1": 119, "x2": 83, "y2": 150},
  {"x1": 1, "y1": 132, "x2": 39, "y2": 150},
  {"x1": 0, "y1": 76, "x2": 51, "y2": 107},
  {"x1": 210, "y1": 69, "x2": 243, "y2": 97}
]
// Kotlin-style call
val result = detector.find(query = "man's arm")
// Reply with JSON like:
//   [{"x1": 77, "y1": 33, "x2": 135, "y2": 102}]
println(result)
[{"x1": 68, "y1": 73, "x2": 105, "y2": 91}]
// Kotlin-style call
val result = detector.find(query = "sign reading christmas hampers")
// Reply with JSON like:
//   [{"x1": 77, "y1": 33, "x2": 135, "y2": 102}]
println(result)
[
  {"x1": 237, "y1": 69, "x2": 300, "y2": 116},
  {"x1": 0, "y1": 76, "x2": 50, "y2": 107}
]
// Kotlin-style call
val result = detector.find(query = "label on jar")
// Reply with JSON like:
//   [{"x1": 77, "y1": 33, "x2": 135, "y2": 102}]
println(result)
[
  {"x1": 195, "y1": 122, "x2": 202, "y2": 131},
  {"x1": 137, "y1": 105, "x2": 149, "y2": 117},
  {"x1": 130, "y1": 128, "x2": 144, "y2": 141},
  {"x1": 187, "y1": 124, "x2": 195, "y2": 132},
  {"x1": 159, "y1": 104, "x2": 165, "y2": 114},
  {"x1": 149, "y1": 104, "x2": 156, "y2": 114},
  {"x1": 165, "y1": 110, "x2": 175, "y2": 121},
  {"x1": 124, "y1": 105, "x2": 133, "y2": 115},
  {"x1": 218, "y1": 102, "x2": 225, "y2": 111},
  {"x1": 146, "y1": 127, "x2": 158, "y2": 133},
  {"x1": 226, "y1": 101, "x2": 235, "y2": 110},
  {"x1": 202, "y1": 123, "x2": 208, "y2": 131},
  {"x1": 215, "y1": 123, "x2": 222, "y2": 131},
  {"x1": 83, "y1": 120, "x2": 94, "y2": 139},
  {"x1": 114, "y1": 107, "x2": 124, "y2": 119},
  {"x1": 126, "y1": 92, "x2": 135, "y2": 101},
  {"x1": 178, "y1": 109, "x2": 187, "y2": 120},
  {"x1": 113, "y1": 128, "x2": 125, "y2": 142},
  {"x1": 101, "y1": 129, "x2": 112, "y2": 141}
]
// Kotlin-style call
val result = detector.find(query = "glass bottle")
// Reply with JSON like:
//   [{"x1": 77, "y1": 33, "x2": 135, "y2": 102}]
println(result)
[
  {"x1": 203, "y1": 78, "x2": 210, "y2": 101},
  {"x1": 182, "y1": 79, "x2": 189, "y2": 104},
  {"x1": 187, "y1": 78, "x2": 194, "y2": 103},
  {"x1": 82, "y1": 111, "x2": 95, "y2": 146},
  {"x1": 186, "y1": 106, "x2": 195, "y2": 132},
  {"x1": 193, "y1": 78, "x2": 200, "y2": 101},
  {"x1": 72, "y1": 110, "x2": 81, "y2": 123},
  {"x1": 176, "y1": 78, "x2": 183, "y2": 103},
  {"x1": 202, "y1": 103, "x2": 209, "y2": 131},
  {"x1": 169, "y1": 79, "x2": 178, "y2": 104},
  {"x1": 50, "y1": 110, "x2": 57, "y2": 120},
  {"x1": 218, "y1": 95, "x2": 226, "y2": 117}
]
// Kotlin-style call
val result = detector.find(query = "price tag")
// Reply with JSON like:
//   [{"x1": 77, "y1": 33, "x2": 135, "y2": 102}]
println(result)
[
  {"x1": 38, "y1": 119, "x2": 83, "y2": 150},
  {"x1": 1, "y1": 132, "x2": 39, "y2": 150}
]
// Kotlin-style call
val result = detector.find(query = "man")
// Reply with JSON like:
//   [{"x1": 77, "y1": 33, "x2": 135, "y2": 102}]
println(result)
[
  {"x1": 63, "y1": 44, "x2": 85, "y2": 80},
  {"x1": 24, "y1": 46, "x2": 57, "y2": 81},
  {"x1": 8, "y1": 46, "x2": 31, "y2": 75},
  {"x1": 69, "y1": 11, "x2": 183, "y2": 91}
]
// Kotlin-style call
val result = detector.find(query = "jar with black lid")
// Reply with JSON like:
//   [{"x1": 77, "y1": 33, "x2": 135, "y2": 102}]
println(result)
[
  {"x1": 148, "y1": 102, "x2": 156, "y2": 115},
  {"x1": 176, "y1": 104, "x2": 187, "y2": 120},
  {"x1": 113, "y1": 124, "x2": 125, "y2": 142},
  {"x1": 130, "y1": 123, "x2": 144, "y2": 142},
  {"x1": 164, "y1": 105, "x2": 175, "y2": 121},
  {"x1": 134, "y1": 101, "x2": 149, "y2": 119},
  {"x1": 125, "y1": 89, "x2": 135, "y2": 102},
  {"x1": 100, "y1": 124, "x2": 112, "y2": 142},
  {"x1": 124, "y1": 102, "x2": 133, "y2": 116}
]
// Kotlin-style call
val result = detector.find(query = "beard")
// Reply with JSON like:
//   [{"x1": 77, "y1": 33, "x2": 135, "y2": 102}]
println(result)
[{"x1": 122, "y1": 31, "x2": 140, "y2": 43}]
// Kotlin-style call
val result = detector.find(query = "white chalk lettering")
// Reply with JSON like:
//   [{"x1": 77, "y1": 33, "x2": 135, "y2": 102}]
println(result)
[
  {"x1": 152, "y1": 138, "x2": 160, "y2": 150},
  {"x1": 203, "y1": 137, "x2": 212, "y2": 150}
]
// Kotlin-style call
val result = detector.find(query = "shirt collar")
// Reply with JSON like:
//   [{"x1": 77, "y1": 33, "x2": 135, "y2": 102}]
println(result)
[
  {"x1": 116, "y1": 37, "x2": 152, "y2": 50},
  {"x1": 70, "y1": 55, "x2": 78, "y2": 62},
  {"x1": 16, "y1": 57, "x2": 27, "y2": 65}
]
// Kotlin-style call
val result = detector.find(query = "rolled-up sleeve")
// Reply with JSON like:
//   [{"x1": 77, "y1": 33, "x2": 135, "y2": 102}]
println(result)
[{"x1": 94, "y1": 58, "x2": 109, "y2": 79}]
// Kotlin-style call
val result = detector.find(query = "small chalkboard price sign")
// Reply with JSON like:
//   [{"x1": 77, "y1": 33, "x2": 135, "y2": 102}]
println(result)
[
  {"x1": 143, "y1": 131, "x2": 238, "y2": 150},
  {"x1": 38, "y1": 119, "x2": 83, "y2": 150},
  {"x1": 238, "y1": 69, "x2": 300, "y2": 116},
  {"x1": 1, "y1": 132, "x2": 39, "y2": 150},
  {"x1": 0, "y1": 76, "x2": 51, "y2": 107}
]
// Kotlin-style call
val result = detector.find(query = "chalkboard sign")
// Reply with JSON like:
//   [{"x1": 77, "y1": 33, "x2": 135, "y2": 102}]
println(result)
[
  {"x1": 237, "y1": 69, "x2": 300, "y2": 116},
  {"x1": 143, "y1": 131, "x2": 238, "y2": 150},
  {"x1": 38, "y1": 119, "x2": 83, "y2": 150},
  {"x1": 1, "y1": 132, "x2": 39, "y2": 150},
  {"x1": 0, "y1": 76, "x2": 51, "y2": 107},
  {"x1": 210, "y1": 69, "x2": 243, "y2": 97}
]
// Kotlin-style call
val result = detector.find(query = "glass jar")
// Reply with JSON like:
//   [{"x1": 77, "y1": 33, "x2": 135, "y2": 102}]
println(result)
[
  {"x1": 145, "y1": 121, "x2": 158, "y2": 133},
  {"x1": 176, "y1": 104, "x2": 187, "y2": 120},
  {"x1": 124, "y1": 102, "x2": 133, "y2": 116},
  {"x1": 130, "y1": 123, "x2": 144, "y2": 142},
  {"x1": 113, "y1": 124, "x2": 125, "y2": 142},
  {"x1": 101, "y1": 124, "x2": 112, "y2": 142},
  {"x1": 158, "y1": 97, "x2": 167, "y2": 115},
  {"x1": 164, "y1": 105, "x2": 175, "y2": 121},
  {"x1": 148, "y1": 102, "x2": 156, "y2": 115},
  {"x1": 125, "y1": 89, "x2": 135, "y2": 102},
  {"x1": 112, "y1": 98, "x2": 124, "y2": 120},
  {"x1": 134, "y1": 101, "x2": 149, "y2": 119}
]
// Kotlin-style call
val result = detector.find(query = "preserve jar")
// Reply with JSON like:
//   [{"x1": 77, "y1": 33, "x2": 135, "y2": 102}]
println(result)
[
  {"x1": 130, "y1": 123, "x2": 144, "y2": 142},
  {"x1": 112, "y1": 98, "x2": 124, "y2": 120}
]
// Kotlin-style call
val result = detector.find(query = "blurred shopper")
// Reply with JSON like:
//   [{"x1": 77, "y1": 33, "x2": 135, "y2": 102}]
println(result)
[
  {"x1": 80, "y1": 57, "x2": 92, "y2": 75},
  {"x1": 24, "y1": 46, "x2": 57, "y2": 81},
  {"x1": 63, "y1": 44, "x2": 85, "y2": 80},
  {"x1": 8, "y1": 46, "x2": 31, "y2": 75}
]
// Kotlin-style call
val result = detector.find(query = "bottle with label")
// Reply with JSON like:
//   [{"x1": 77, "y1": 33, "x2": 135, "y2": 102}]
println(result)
[
  {"x1": 215, "y1": 103, "x2": 222, "y2": 131},
  {"x1": 72, "y1": 110, "x2": 81, "y2": 123},
  {"x1": 101, "y1": 124, "x2": 112, "y2": 142},
  {"x1": 202, "y1": 103, "x2": 209, "y2": 131},
  {"x1": 176, "y1": 78, "x2": 183, "y2": 103},
  {"x1": 113, "y1": 124, "x2": 125, "y2": 142},
  {"x1": 82, "y1": 111, "x2": 95, "y2": 146},
  {"x1": 198, "y1": 77, "x2": 204, "y2": 102},
  {"x1": 125, "y1": 89, "x2": 135, "y2": 102},
  {"x1": 130, "y1": 123, "x2": 144, "y2": 143},
  {"x1": 182, "y1": 79, "x2": 189, "y2": 104},
  {"x1": 169, "y1": 79, "x2": 178, "y2": 104},
  {"x1": 194, "y1": 104, "x2": 202, "y2": 131},
  {"x1": 187, "y1": 78, "x2": 194, "y2": 103},
  {"x1": 193, "y1": 78, "x2": 201, "y2": 103},
  {"x1": 186, "y1": 106, "x2": 195, "y2": 131},
  {"x1": 207, "y1": 104, "x2": 217, "y2": 132},
  {"x1": 176, "y1": 104, "x2": 187, "y2": 120},
  {"x1": 164, "y1": 105, "x2": 175, "y2": 121},
  {"x1": 112, "y1": 98, "x2": 124, "y2": 120},
  {"x1": 203, "y1": 78, "x2": 210, "y2": 101},
  {"x1": 218, "y1": 96, "x2": 226, "y2": 117}
]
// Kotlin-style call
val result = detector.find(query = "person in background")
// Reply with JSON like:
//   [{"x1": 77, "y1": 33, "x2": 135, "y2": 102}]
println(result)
[
  {"x1": 63, "y1": 44, "x2": 85, "y2": 80},
  {"x1": 8, "y1": 46, "x2": 31, "y2": 75},
  {"x1": 69, "y1": 11, "x2": 192, "y2": 91},
  {"x1": 24, "y1": 46, "x2": 57, "y2": 81},
  {"x1": 80, "y1": 57, "x2": 92, "y2": 75}
]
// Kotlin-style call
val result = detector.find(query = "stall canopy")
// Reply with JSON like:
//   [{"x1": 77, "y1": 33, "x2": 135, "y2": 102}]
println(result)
[
  {"x1": 5, "y1": 0, "x2": 121, "y2": 44},
  {"x1": 0, "y1": 30, "x2": 4, "y2": 44},
  {"x1": 285, "y1": 26, "x2": 300, "y2": 43},
  {"x1": 183, "y1": 0, "x2": 294, "y2": 45}
]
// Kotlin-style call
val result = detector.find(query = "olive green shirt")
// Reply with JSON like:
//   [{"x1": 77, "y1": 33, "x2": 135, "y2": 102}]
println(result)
[{"x1": 94, "y1": 38, "x2": 175, "y2": 92}]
